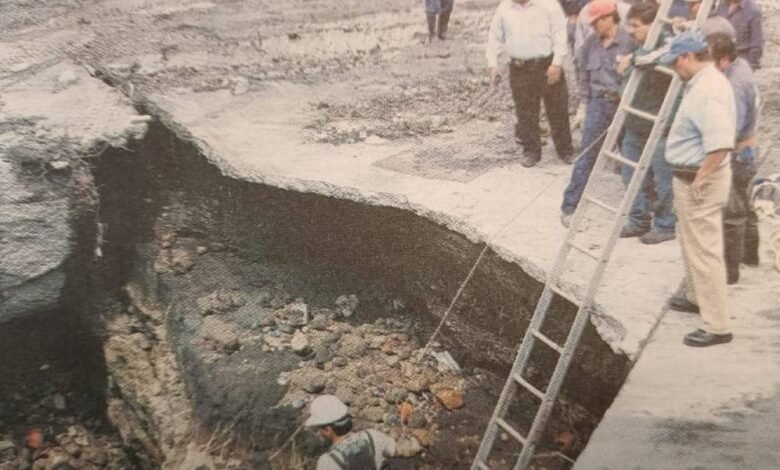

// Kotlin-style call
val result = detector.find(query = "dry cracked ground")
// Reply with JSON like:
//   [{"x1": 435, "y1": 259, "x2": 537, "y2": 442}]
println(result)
[{"x1": 2, "y1": 1, "x2": 780, "y2": 470}]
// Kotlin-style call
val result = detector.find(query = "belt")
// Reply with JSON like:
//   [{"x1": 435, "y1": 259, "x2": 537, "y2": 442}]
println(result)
[
  {"x1": 509, "y1": 55, "x2": 552, "y2": 67},
  {"x1": 672, "y1": 167, "x2": 698, "y2": 182}
]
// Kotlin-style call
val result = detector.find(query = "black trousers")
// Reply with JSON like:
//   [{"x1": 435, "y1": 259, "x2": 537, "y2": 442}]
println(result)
[
  {"x1": 723, "y1": 158, "x2": 760, "y2": 281},
  {"x1": 508, "y1": 57, "x2": 574, "y2": 161}
]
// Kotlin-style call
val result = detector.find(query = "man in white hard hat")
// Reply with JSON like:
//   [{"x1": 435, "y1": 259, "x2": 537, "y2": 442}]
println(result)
[{"x1": 306, "y1": 395, "x2": 397, "y2": 470}]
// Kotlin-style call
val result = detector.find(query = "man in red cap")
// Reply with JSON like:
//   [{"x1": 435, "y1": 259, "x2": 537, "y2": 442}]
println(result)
[{"x1": 560, "y1": 0, "x2": 634, "y2": 226}]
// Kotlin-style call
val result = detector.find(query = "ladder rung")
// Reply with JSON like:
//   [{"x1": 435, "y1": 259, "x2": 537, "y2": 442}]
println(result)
[
  {"x1": 531, "y1": 329, "x2": 564, "y2": 354},
  {"x1": 657, "y1": 15, "x2": 673, "y2": 24},
  {"x1": 624, "y1": 105, "x2": 658, "y2": 122},
  {"x1": 604, "y1": 149, "x2": 637, "y2": 169},
  {"x1": 495, "y1": 418, "x2": 527, "y2": 446},
  {"x1": 584, "y1": 195, "x2": 619, "y2": 213},
  {"x1": 653, "y1": 64, "x2": 675, "y2": 76},
  {"x1": 567, "y1": 239, "x2": 599, "y2": 260},
  {"x1": 513, "y1": 373, "x2": 546, "y2": 400},
  {"x1": 548, "y1": 283, "x2": 580, "y2": 307}
]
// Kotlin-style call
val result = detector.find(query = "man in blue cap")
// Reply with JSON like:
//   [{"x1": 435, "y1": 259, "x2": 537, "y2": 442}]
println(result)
[{"x1": 660, "y1": 31, "x2": 737, "y2": 347}]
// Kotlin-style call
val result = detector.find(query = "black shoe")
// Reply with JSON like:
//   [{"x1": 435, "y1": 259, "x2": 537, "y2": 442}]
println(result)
[
  {"x1": 683, "y1": 328, "x2": 733, "y2": 347},
  {"x1": 639, "y1": 230, "x2": 676, "y2": 245},
  {"x1": 559, "y1": 153, "x2": 575, "y2": 165},
  {"x1": 742, "y1": 254, "x2": 759, "y2": 266},
  {"x1": 521, "y1": 155, "x2": 539, "y2": 168},
  {"x1": 667, "y1": 296, "x2": 700, "y2": 314},
  {"x1": 620, "y1": 225, "x2": 650, "y2": 238},
  {"x1": 727, "y1": 269, "x2": 739, "y2": 285}
]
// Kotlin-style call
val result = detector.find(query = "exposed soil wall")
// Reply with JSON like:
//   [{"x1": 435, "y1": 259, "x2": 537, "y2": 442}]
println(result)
[{"x1": 69, "y1": 119, "x2": 630, "y2": 469}]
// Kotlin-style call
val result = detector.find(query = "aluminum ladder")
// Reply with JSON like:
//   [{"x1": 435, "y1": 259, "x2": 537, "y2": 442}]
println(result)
[{"x1": 471, "y1": 0, "x2": 717, "y2": 468}]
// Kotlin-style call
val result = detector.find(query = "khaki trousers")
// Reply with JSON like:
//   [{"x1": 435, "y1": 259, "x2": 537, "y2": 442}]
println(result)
[{"x1": 674, "y1": 163, "x2": 733, "y2": 335}]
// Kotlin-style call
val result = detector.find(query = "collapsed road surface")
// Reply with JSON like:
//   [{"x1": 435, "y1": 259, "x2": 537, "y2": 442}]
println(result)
[{"x1": 2, "y1": 0, "x2": 780, "y2": 469}]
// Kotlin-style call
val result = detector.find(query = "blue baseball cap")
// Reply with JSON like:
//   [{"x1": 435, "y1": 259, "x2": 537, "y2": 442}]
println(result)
[{"x1": 658, "y1": 31, "x2": 709, "y2": 65}]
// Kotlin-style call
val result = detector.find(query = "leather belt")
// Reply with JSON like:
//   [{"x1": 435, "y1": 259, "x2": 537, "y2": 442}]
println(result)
[
  {"x1": 672, "y1": 167, "x2": 698, "y2": 182},
  {"x1": 509, "y1": 55, "x2": 552, "y2": 67}
]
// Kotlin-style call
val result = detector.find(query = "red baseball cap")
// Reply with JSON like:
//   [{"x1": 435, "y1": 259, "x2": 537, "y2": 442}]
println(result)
[{"x1": 587, "y1": 0, "x2": 617, "y2": 24}]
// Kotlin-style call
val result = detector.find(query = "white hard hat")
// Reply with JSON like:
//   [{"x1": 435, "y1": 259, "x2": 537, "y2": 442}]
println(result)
[{"x1": 305, "y1": 395, "x2": 348, "y2": 427}]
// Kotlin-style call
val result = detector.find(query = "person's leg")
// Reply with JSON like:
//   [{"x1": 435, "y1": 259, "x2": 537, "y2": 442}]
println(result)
[
  {"x1": 677, "y1": 164, "x2": 733, "y2": 336},
  {"x1": 741, "y1": 158, "x2": 760, "y2": 265},
  {"x1": 437, "y1": 0, "x2": 454, "y2": 39},
  {"x1": 510, "y1": 63, "x2": 543, "y2": 165},
  {"x1": 723, "y1": 159, "x2": 754, "y2": 283},
  {"x1": 649, "y1": 137, "x2": 677, "y2": 233},
  {"x1": 638, "y1": 137, "x2": 677, "y2": 244},
  {"x1": 561, "y1": 99, "x2": 615, "y2": 214},
  {"x1": 424, "y1": 0, "x2": 439, "y2": 41},
  {"x1": 542, "y1": 66, "x2": 575, "y2": 161},
  {"x1": 620, "y1": 129, "x2": 653, "y2": 234}
]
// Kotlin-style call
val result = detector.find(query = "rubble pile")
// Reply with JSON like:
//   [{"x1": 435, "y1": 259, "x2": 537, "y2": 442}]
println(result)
[
  {"x1": 276, "y1": 314, "x2": 467, "y2": 451},
  {"x1": 0, "y1": 422, "x2": 131, "y2": 470}
]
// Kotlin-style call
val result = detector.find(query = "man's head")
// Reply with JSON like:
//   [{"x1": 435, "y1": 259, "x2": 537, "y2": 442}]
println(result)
[
  {"x1": 626, "y1": 2, "x2": 658, "y2": 44},
  {"x1": 588, "y1": 0, "x2": 620, "y2": 36},
  {"x1": 306, "y1": 395, "x2": 353, "y2": 444},
  {"x1": 708, "y1": 32, "x2": 738, "y2": 72},
  {"x1": 659, "y1": 31, "x2": 711, "y2": 81}
]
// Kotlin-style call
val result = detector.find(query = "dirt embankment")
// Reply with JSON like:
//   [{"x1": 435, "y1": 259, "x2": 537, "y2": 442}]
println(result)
[{"x1": 60, "y1": 121, "x2": 629, "y2": 469}]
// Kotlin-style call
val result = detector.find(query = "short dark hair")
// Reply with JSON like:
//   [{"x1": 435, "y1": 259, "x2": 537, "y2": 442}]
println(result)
[
  {"x1": 328, "y1": 415, "x2": 354, "y2": 436},
  {"x1": 627, "y1": 2, "x2": 658, "y2": 24},
  {"x1": 708, "y1": 32, "x2": 738, "y2": 62},
  {"x1": 693, "y1": 48, "x2": 711, "y2": 62}
]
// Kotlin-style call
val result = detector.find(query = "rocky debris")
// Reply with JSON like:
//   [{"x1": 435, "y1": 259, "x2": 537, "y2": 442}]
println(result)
[
  {"x1": 338, "y1": 334, "x2": 367, "y2": 358},
  {"x1": 196, "y1": 288, "x2": 245, "y2": 316},
  {"x1": 0, "y1": 425, "x2": 130, "y2": 470},
  {"x1": 435, "y1": 389, "x2": 465, "y2": 410},
  {"x1": 334, "y1": 294, "x2": 359, "y2": 318},
  {"x1": 200, "y1": 316, "x2": 241, "y2": 355},
  {"x1": 263, "y1": 298, "x2": 467, "y2": 457},
  {"x1": 290, "y1": 330, "x2": 310, "y2": 354}
]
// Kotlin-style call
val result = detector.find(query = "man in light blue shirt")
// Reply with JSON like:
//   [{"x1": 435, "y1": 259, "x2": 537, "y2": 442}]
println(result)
[
  {"x1": 486, "y1": 0, "x2": 575, "y2": 168},
  {"x1": 660, "y1": 31, "x2": 736, "y2": 347}
]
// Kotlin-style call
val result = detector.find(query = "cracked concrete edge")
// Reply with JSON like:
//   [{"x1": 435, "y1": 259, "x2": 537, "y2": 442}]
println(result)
[{"x1": 139, "y1": 96, "x2": 635, "y2": 360}]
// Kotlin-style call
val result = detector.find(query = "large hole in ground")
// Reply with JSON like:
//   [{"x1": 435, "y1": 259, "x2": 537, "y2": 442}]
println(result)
[{"x1": 4, "y1": 118, "x2": 630, "y2": 470}]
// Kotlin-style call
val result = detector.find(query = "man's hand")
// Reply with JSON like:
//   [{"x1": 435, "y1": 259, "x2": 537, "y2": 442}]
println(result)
[
  {"x1": 671, "y1": 17, "x2": 689, "y2": 33},
  {"x1": 633, "y1": 46, "x2": 669, "y2": 66},
  {"x1": 690, "y1": 175, "x2": 707, "y2": 202},
  {"x1": 616, "y1": 54, "x2": 631, "y2": 76},
  {"x1": 546, "y1": 65, "x2": 562, "y2": 85},
  {"x1": 489, "y1": 67, "x2": 501, "y2": 87}
]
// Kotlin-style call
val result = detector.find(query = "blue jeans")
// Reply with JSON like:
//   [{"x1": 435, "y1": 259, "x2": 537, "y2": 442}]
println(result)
[
  {"x1": 620, "y1": 129, "x2": 676, "y2": 232},
  {"x1": 425, "y1": 0, "x2": 454, "y2": 14},
  {"x1": 562, "y1": 98, "x2": 617, "y2": 214}
]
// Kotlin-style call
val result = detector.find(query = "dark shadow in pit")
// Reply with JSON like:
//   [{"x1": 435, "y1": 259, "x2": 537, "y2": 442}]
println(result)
[{"x1": 0, "y1": 309, "x2": 132, "y2": 462}]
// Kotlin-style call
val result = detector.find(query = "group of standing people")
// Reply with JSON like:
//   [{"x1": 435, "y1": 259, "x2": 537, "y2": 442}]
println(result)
[{"x1": 483, "y1": 0, "x2": 766, "y2": 347}]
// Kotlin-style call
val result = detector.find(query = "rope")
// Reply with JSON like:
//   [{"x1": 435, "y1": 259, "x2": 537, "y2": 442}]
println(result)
[
  {"x1": 268, "y1": 424, "x2": 304, "y2": 461},
  {"x1": 418, "y1": 126, "x2": 610, "y2": 361}
]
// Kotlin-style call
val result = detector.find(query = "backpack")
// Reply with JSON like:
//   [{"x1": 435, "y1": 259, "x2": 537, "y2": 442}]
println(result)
[{"x1": 326, "y1": 431, "x2": 377, "y2": 470}]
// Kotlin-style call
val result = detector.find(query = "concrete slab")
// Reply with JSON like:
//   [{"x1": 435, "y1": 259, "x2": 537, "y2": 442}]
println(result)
[{"x1": 575, "y1": 259, "x2": 780, "y2": 469}]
